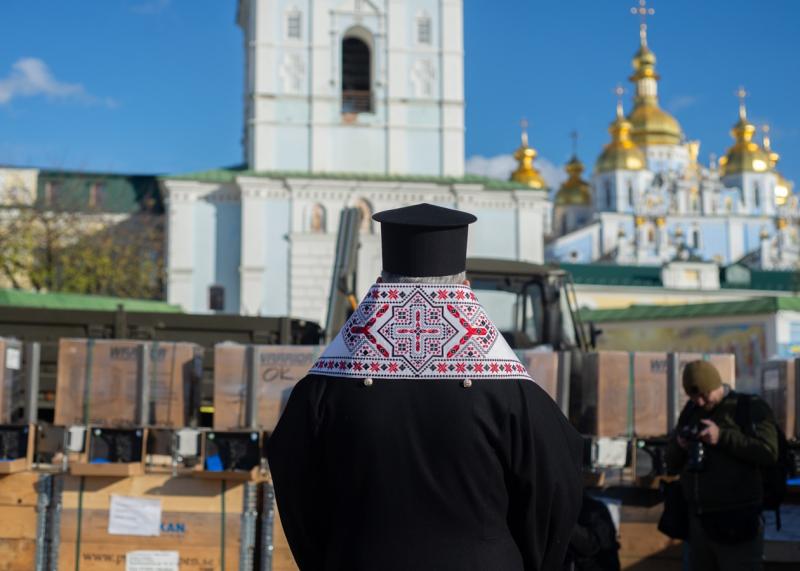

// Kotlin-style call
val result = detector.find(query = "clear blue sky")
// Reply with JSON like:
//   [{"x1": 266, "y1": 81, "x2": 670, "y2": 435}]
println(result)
[{"x1": 1, "y1": 0, "x2": 798, "y2": 185}]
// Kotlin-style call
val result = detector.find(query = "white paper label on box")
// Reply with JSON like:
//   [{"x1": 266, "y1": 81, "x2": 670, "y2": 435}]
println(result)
[
  {"x1": 109, "y1": 495, "x2": 162, "y2": 537},
  {"x1": 764, "y1": 369, "x2": 780, "y2": 391},
  {"x1": 125, "y1": 551, "x2": 179, "y2": 571},
  {"x1": 595, "y1": 438, "x2": 628, "y2": 468},
  {"x1": 5, "y1": 348, "x2": 20, "y2": 370}
]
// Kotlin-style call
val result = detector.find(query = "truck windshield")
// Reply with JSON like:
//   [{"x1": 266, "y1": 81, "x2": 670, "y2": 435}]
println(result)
[{"x1": 471, "y1": 281, "x2": 544, "y2": 346}]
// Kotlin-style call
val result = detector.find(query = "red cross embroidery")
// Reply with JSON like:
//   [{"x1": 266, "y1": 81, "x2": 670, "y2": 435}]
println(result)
[
  {"x1": 446, "y1": 304, "x2": 490, "y2": 358},
  {"x1": 396, "y1": 309, "x2": 443, "y2": 353},
  {"x1": 350, "y1": 304, "x2": 390, "y2": 357}
]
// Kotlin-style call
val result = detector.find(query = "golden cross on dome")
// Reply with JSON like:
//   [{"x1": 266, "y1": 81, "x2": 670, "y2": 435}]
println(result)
[
  {"x1": 736, "y1": 86, "x2": 748, "y2": 120},
  {"x1": 614, "y1": 84, "x2": 626, "y2": 118},
  {"x1": 570, "y1": 130, "x2": 579, "y2": 156},
  {"x1": 631, "y1": 0, "x2": 655, "y2": 46},
  {"x1": 761, "y1": 124, "x2": 772, "y2": 150},
  {"x1": 520, "y1": 118, "x2": 529, "y2": 147}
]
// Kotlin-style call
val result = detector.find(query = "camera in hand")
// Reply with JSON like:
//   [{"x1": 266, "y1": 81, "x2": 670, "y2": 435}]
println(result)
[{"x1": 680, "y1": 422, "x2": 706, "y2": 472}]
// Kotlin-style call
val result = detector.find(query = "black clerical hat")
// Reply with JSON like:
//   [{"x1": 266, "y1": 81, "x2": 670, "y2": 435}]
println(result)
[{"x1": 372, "y1": 203, "x2": 477, "y2": 277}]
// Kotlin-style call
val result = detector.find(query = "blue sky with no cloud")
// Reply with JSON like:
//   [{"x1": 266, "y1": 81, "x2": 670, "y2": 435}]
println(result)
[{"x1": 0, "y1": 0, "x2": 798, "y2": 187}]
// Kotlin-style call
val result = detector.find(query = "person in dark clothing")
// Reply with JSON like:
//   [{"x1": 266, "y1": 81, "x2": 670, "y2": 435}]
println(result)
[
  {"x1": 665, "y1": 360, "x2": 779, "y2": 571},
  {"x1": 564, "y1": 492, "x2": 621, "y2": 571},
  {"x1": 268, "y1": 203, "x2": 584, "y2": 571}
]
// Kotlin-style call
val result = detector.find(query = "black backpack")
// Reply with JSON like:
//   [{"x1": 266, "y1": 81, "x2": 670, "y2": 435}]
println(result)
[{"x1": 733, "y1": 393, "x2": 790, "y2": 529}]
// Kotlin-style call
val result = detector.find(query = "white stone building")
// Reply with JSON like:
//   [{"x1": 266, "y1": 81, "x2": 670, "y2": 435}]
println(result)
[
  {"x1": 546, "y1": 20, "x2": 799, "y2": 274},
  {"x1": 163, "y1": 0, "x2": 549, "y2": 323}
]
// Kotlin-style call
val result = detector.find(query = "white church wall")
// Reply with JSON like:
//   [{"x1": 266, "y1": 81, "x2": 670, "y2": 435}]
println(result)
[{"x1": 242, "y1": 0, "x2": 464, "y2": 176}]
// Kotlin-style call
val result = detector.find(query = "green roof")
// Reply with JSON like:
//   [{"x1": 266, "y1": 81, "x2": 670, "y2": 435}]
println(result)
[
  {"x1": 560, "y1": 263, "x2": 663, "y2": 287},
  {"x1": 559, "y1": 262, "x2": 799, "y2": 293},
  {"x1": 37, "y1": 170, "x2": 163, "y2": 214},
  {"x1": 0, "y1": 289, "x2": 181, "y2": 313},
  {"x1": 581, "y1": 296, "x2": 800, "y2": 323},
  {"x1": 164, "y1": 166, "x2": 538, "y2": 192}
]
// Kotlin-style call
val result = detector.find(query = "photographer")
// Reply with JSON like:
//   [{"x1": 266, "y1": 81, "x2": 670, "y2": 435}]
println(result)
[{"x1": 666, "y1": 361, "x2": 779, "y2": 571}]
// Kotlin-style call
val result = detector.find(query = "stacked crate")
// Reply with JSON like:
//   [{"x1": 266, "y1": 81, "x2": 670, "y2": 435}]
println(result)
[
  {"x1": 48, "y1": 474, "x2": 257, "y2": 570},
  {"x1": 205, "y1": 344, "x2": 321, "y2": 478},
  {"x1": 0, "y1": 471, "x2": 51, "y2": 570},
  {"x1": 54, "y1": 339, "x2": 203, "y2": 475},
  {"x1": 760, "y1": 358, "x2": 799, "y2": 439},
  {"x1": 577, "y1": 351, "x2": 736, "y2": 437}
]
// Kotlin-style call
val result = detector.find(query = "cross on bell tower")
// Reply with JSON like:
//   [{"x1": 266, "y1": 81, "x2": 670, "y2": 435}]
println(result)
[
  {"x1": 631, "y1": 0, "x2": 655, "y2": 46},
  {"x1": 736, "y1": 86, "x2": 748, "y2": 120}
]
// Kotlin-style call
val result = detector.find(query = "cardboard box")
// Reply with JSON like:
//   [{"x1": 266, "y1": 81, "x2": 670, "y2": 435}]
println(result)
[
  {"x1": 51, "y1": 474, "x2": 257, "y2": 571},
  {"x1": 213, "y1": 344, "x2": 321, "y2": 431},
  {"x1": 55, "y1": 339, "x2": 203, "y2": 428}
]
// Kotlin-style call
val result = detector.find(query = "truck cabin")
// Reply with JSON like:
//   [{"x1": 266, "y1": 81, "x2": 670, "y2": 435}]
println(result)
[{"x1": 465, "y1": 258, "x2": 587, "y2": 351}]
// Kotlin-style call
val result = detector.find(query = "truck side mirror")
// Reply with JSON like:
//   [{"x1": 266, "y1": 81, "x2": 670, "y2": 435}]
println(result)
[{"x1": 589, "y1": 322, "x2": 603, "y2": 349}]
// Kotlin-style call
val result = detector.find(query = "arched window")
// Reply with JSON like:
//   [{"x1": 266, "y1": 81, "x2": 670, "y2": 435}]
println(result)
[
  {"x1": 354, "y1": 198, "x2": 373, "y2": 234},
  {"x1": 604, "y1": 180, "x2": 612, "y2": 209},
  {"x1": 753, "y1": 183, "x2": 760, "y2": 209},
  {"x1": 342, "y1": 32, "x2": 372, "y2": 114},
  {"x1": 692, "y1": 227, "x2": 701, "y2": 249},
  {"x1": 309, "y1": 203, "x2": 326, "y2": 234},
  {"x1": 627, "y1": 181, "x2": 635, "y2": 207}
]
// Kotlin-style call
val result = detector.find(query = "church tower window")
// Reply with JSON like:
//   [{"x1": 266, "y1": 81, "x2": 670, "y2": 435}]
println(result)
[
  {"x1": 753, "y1": 183, "x2": 760, "y2": 209},
  {"x1": 309, "y1": 203, "x2": 326, "y2": 234},
  {"x1": 354, "y1": 198, "x2": 373, "y2": 234},
  {"x1": 604, "y1": 180, "x2": 612, "y2": 209},
  {"x1": 342, "y1": 32, "x2": 373, "y2": 114},
  {"x1": 627, "y1": 181, "x2": 634, "y2": 207},
  {"x1": 286, "y1": 10, "x2": 302, "y2": 40},
  {"x1": 417, "y1": 15, "x2": 432, "y2": 45},
  {"x1": 692, "y1": 228, "x2": 701, "y2": 249}
]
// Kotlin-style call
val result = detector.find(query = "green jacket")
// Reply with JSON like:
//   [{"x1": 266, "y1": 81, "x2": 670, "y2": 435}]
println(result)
[{"x1": 665, "y1": 387, "x2": 779, "y2": 514}]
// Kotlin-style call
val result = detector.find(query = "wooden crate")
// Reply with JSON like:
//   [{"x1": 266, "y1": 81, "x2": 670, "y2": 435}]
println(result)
[
  {"x1": 69, "y1": 427, "x2": 147, "y2": 477},
  {"x1": 260, "y1": 482, "x2": 298, "y2": 571},
  {"x1": 0, "y1": 424, "x2": 36, "y2": 474},
  {"x1": 0, "y1": 471, "x2": 50, "y2": 571},
  {"x1": 0, "y1": 338, "x2": 24, "y2": 425},
  {"x1": 197, "y1": 431, "x2": 264, "y2": 481},
  {"x1": 50, "y1": 474, "x2": 257, "y2": 571},
  {"x1": 213, "y1": 344, "x2": 321, "y2": 431},
  {"x1": 55, "y1": 339, "x2": 203, "y2": 428},
  {"x1": 517, "y1": 350, "x2": 560, "y2": 402},
  {"x1": 761, "y1": 359, "x2": 797, "y2": 439},
  {"x1": 580, "y1": 352, "x2": 737, "y2": 437}
]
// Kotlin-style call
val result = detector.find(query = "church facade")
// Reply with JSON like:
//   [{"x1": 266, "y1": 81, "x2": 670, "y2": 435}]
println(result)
[
  {"x1": 543, "y1": 19, "x2": 798, "y2": 272},
  {"x1": 163, "y1": 0, "x2": 548, "y2": 322}
]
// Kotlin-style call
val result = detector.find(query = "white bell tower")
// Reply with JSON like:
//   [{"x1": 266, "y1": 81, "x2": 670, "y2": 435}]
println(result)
[{"x1": 237, "y1": 0, "x2": 465, "y2": 177}]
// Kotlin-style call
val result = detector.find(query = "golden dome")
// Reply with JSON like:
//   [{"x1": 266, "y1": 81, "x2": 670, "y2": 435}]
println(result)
[
  {"x1": 596, "y1": 101, "x2": 647, "y2": 173},
  {"x1": 510, "y1": 124, "x2": 546, "y2": 190},
  {"x1": 555, "y1": 156, "x2": 592, "y2": 206},
  {"x1": 628, "y1": 103, "x2": 683, "y2": 146},
  {"x1": 719, "y1": 97, "x2": 772, "y2": 177},
  {"x1": 627, "y1": 32, "x2": 683, "y2": 146}
]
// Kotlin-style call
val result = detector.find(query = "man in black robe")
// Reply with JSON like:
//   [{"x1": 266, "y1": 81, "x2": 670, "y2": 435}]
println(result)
[{"x1": 268, "y1": 203, "x2": 583, "y2": 571}]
